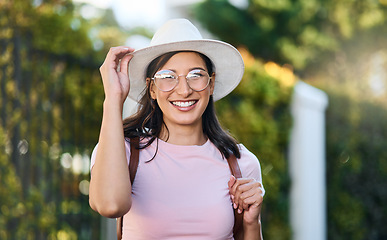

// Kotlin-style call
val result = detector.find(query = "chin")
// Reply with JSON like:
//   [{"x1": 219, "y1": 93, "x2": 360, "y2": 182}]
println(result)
[{"x1": 169, "y1": 116, "x2": 202, "y2": 127}]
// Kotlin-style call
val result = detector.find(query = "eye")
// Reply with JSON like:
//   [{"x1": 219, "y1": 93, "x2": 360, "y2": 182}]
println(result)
[
  {"x1": 160, "y1": 74, "x2": 175, "y2": 80},
  {"x1": 155, "y1": 70, "x2": 176, "y2": 80},
  {"x1": 187, "y1": 70, "x2": 206, "y2": 80}
]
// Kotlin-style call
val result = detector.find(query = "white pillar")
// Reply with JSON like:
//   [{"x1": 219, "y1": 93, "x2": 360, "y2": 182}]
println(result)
[{"x1": 289, "y1": 81, "x2": 328, "y2": 240}]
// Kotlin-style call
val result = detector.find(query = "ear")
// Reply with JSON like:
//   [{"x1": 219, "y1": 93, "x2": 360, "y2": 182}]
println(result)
[
  {"x1": 147, "y1": 78, "x2": 157, "y2": 100},
  {"x1": 209, "y1": 73, "x2": 215, "y2": 95}
]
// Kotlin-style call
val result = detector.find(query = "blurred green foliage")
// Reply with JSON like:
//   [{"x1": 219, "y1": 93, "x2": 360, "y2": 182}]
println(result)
[
  {"x1": 0, "y1": 0, "x2": 127, "y2": 238},
  {"x1": 312, "y1": 41, "x2": 387, "y2": 237},
  {"x1": 323, "y1": 86, "x2": 387, "y2": 240},
  {"x1": 0, "y1": 127, "x2": 23, "y2": 239},
  {"x1": 194, "y1": 0, "x2": 387, "y2": 71},
  {"x1": 309, "y1": 13, "x2": 387, "y2": 236},
  {"x1": 216, "y1": 55, "x2": 294, "y2": 239}
]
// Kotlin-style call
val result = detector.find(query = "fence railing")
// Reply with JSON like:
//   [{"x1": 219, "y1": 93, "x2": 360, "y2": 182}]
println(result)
[{"x1": 1, "y1": 23, "x2": 102, "y2": 239}]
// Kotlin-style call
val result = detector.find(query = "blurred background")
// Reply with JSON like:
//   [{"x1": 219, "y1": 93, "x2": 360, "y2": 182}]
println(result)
[{"x1": 0, "y1": 0, "x2": 386, "y2": 239}]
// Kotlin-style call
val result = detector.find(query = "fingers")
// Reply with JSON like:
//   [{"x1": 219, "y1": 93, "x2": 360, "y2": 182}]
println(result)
[
  {"x1": 228, "y1": 175, "x2": 236, "y2": 189},
  {"x1": 234, "y1": 182, "x2": 257, "y2": 213},
  {"x1": 228, "y1": 175, "x2": 237, "y2": 203},
  {"x1": 119, "y1": 53, "x2": 133, "y2": 75},
  {"x1": 229, "y1": 178, "x2": 253, "y2": 196},
  {"x1": 99, "y1": 46, "x2": 135, "y2": 103},
  {"x1": 229, "y1": 178, "x2": 264, "y2": 214},
  {"x1": 101, "y1": 46, "x2": 135, "y2": 71}
]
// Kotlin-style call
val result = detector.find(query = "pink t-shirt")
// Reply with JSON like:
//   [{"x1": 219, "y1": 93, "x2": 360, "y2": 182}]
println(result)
[{"x1": 91, "y1": 138, "x2": 264, "y2": 240}]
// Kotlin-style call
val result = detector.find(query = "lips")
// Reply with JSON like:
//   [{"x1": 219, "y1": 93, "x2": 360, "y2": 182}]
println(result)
[{"x1": 171, "y1": 100, "x2": 197, "y2": 107}]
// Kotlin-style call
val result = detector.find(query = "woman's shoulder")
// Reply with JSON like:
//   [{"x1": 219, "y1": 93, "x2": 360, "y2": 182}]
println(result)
[
  {"x1": 237, "y1": 143, "x2": 263, "y2": 180},
  {"x1": 238, "y1": 143, "x2": 259, "y2": 163}
]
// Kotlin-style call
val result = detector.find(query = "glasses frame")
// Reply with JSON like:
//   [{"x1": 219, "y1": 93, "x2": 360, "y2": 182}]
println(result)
[{"x1": 151, "y1": 69, "x2": 213, "y2": 92}]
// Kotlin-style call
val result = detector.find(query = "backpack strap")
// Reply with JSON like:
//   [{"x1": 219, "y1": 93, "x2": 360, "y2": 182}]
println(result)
[
  {"x1": 128, "y1": 137, "x2": 140, "y2": 184},
  {"x1": 226, "y1": 154, "x2": 242, "y2": 178},
  {"x1": 117, "y1": 137, "x2": 139, "y2": 240},
  {"x1": 227, "y1": 154, "x2": 244, "y2": 237}
]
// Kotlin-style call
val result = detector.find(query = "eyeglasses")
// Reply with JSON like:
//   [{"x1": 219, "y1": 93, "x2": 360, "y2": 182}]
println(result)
[{"x1": 151, "y1": 69, "x2": 212, "y2": 92}]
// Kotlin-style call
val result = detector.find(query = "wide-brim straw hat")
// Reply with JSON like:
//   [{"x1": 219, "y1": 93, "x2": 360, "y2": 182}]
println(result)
[{"x1": 128, "y1": 18, "x2": 244, "y2": 102}]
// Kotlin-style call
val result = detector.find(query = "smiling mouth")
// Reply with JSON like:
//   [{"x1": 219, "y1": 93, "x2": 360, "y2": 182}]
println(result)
[{"x1": 171, "y1": 100, "x2": 197, "y2": 107}]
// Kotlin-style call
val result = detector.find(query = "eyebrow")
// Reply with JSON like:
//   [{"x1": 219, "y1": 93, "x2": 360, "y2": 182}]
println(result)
[{"x1": 166, "y1": 67, "x2": 207, "y2": 73}]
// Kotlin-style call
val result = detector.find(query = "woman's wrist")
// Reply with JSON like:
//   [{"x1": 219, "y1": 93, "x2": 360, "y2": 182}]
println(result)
[
  {"x1": 243, "y1": 215, "x2": 262, "y2": 240},
  {"x1": 243, "y1": 217, "x2": 261, "y2": 229},
  {"x1": 103, "y1": 98, "x2": 124, "y2": 113}
]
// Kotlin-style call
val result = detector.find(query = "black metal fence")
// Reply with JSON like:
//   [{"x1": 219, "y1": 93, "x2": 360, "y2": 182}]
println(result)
[{"x1": 0, "y1": 18, "x2": 103, "y2": 239}]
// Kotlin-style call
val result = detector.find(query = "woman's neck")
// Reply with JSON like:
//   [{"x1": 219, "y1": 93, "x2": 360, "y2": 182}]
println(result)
[{"x1": 159, "y1": 123, "x2": 207, "y2": 146}]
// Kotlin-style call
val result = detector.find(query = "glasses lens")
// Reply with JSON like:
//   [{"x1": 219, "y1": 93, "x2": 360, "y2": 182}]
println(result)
[
  {"x1": 153, "y1": 69, "x2": 211, "y2": 92},
  {"x1": 154, "y1": 70, "x2": 178, "y2": 91},
  {"x1": 186, "y1": 69, "x2": 210, "y2": 91}
]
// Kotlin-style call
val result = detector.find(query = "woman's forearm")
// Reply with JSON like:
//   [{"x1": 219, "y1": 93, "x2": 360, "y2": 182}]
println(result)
[
  {"x1": 243, "y1": 214, "x2": 263, "y2": 240},
  {"x1": 89, "y1": 100, "x2": 132, "y2": 218}
]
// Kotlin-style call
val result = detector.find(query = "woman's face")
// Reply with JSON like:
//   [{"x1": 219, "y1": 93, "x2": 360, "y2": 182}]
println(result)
[{"x1": 150, "y1": 52, "x2": 214, "y2": 129}]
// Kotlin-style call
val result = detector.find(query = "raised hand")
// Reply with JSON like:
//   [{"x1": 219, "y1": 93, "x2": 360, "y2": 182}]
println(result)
[{"x1": 99, "y1": 46, "x2": 135, "y2": 105}]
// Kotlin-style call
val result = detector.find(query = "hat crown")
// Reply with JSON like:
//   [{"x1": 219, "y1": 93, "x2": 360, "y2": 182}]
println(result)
[{"x1": 150, "y1": 19, "x2": 203, "y2": 46}]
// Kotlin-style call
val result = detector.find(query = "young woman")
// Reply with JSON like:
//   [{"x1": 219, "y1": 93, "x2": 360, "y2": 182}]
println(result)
[{"x1": 89, "y1": 19, "x2": 264, "y2": 239}]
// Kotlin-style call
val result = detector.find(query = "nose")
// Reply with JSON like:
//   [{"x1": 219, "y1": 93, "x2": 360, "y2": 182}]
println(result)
[{"x1": 175, "y1": 75, "x2": 192, "y2": 97}]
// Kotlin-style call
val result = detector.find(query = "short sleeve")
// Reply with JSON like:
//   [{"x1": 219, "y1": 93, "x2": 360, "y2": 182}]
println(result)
[
  {"x1": 90, "y1": 139, "x2": 132, "y2": 173},
  {"x1": 238, "y1": 144, "x2": 265, "y2": 196}
]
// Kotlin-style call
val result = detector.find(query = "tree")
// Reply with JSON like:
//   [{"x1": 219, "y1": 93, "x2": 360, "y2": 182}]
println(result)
[{"x1": 194, "y1": 0, "x2": 387, "y2": 72}]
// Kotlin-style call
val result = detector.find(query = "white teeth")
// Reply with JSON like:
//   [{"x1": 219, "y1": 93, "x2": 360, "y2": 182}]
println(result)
[{"x1": 172, "y1": 101, "x2": 196, "y2": 107}]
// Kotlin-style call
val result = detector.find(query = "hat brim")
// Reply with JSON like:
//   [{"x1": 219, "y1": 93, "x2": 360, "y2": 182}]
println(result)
[{"x1": 128, "y1": 39, "x2": 244, "y2": 102}]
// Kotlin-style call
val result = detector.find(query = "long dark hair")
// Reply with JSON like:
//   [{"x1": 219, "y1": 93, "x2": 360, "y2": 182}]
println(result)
[{"x1": 123, "y1": 51, "x2": 240, "y2": 159}]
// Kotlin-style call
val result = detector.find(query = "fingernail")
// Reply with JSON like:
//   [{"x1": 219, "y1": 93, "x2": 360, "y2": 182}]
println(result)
[
  {"x1": 233, "y1": 203, "x2": 237, "y2": 209},
  {"x1": 238, "y1": 209, "x2": 242, "y2": 214}
]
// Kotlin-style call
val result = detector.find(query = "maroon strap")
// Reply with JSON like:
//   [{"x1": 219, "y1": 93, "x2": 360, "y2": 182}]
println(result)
[
  {"x1": 227, "y1": 154, "x2": 242, "y2": 178},
  {"x1": 117, "y1": 137, "x2": 139, "y2": 240},
  {"x1": 129, "y1": 137, "x2": 140, "y2": 184},
  {"x1": 116, "y1": 217, "x2": 123, "y2": 240},
  {"x1": 227, "y1": 154, "x2": 244, "y2": 237}
]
